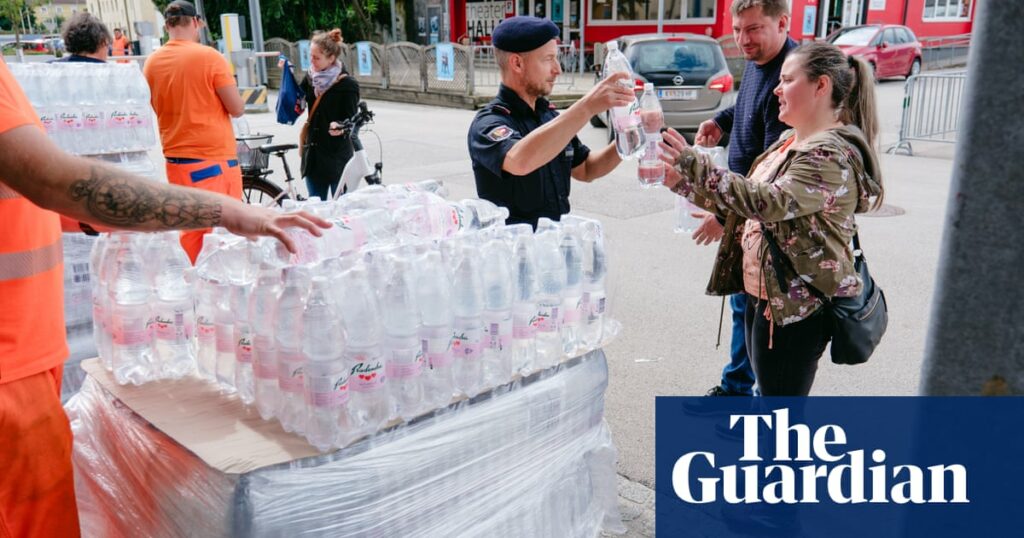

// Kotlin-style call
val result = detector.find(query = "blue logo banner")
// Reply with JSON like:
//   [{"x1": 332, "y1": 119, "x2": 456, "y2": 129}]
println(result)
[{"x1": 655, "y1": 397, "x2": 1024, "y2": 537}]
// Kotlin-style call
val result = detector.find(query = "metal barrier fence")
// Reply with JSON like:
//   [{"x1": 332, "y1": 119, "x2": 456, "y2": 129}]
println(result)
[
  {"x1": 887, "y1": 71, "x2": 967, "y2": 156},
  {"x1": 921, "y1": 33, "x2": 971, "y2": 70},
  {"x1": 469, "y1": 44, "x2": 584, "y2": 91}
]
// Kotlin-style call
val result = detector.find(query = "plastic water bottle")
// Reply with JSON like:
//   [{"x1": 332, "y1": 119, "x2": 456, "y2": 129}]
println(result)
[
  {"x1": 559, "y1": 224, "x2": 585, "y2": 357},
  {"x1": 150, "y1": 232, "x2": 195, "y2": 379},
  {"x1": 303, "y1": 276, "x2": 352, "y2": 451},
  {"x1": 194, "y1": 277, "x2": 218, "y2": 381},
  {"x1": 108, "y1": 233, "x2": 153, "y2": 385},
  {"x1": 511, "y1": 232, "x2": 539, "y2": 376},
  {"x1": 673, "y1": 196, "x2": 703, "y2": 234},
  {"x1": 580, "y1": 222, "x2": 608, "y2": 350},
  {"x1": 339, "y1": 265, "x2": 392, "y2": 435},
  {"x1": 249, "y1": 263, "x2": 282, "y2": 420},
  {"x1": 90, "y1": 234, "x2": 115, "y2": 370},
  {"x1": 481, "y1": 238, "x2": 514, "y2": 388},
  {"x1": 451, "y1": 246, "x2": 485, "y2": 397},
  {"x1": 276, "y1": 266, "x2": 310, "y2": 434},
  {"x1": 604, "y1": 41, "x2": 646, "y2": 160},
  {"x1": 80, "y1": 67, "x2": 108, "y2": 155},
  {"x1": 638, "y1": 83, "x2": 666, "y2": 188},
  {"x1": 214, "y1": 282, "x2": 237, "y2": 392},
  {"x1": 382, "y1": 256, "x2": 425, "y2": 420},
  {"x1": 534, "y1": 229, "x2": 566, "y2": 369},
  {"x1": 232, "y1": 282, "x2": 256, "y2": 404},
  {"x1": 416, "y1": 250, "x2": 456, "y2": 410}
]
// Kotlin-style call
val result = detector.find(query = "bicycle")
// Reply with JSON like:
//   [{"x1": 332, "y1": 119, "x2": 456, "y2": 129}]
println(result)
[{"x1": 238, "y1": 101, "x2": 383, "y2": 206}]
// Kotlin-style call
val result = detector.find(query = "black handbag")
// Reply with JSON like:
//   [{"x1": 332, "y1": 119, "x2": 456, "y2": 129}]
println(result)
[{"x1": 762, "y1": 227, "x2": 888, "y2": 365}]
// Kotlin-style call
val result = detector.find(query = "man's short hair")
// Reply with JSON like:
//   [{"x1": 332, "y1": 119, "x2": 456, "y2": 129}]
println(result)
[
  {"x1": 730, "y1": 0, "x2": 790, "y2": 18},
  {"x1": 495, "y1": 48, "x2": 512, "y2": 71},
  {"x1": 62, "y1": 12, "x2": 112, "y2": 55}
]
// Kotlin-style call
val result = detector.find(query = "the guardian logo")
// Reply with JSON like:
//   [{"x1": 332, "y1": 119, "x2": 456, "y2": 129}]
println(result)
[{"x1": 672, "y1": 408, "x2": 969, "y2": 505}]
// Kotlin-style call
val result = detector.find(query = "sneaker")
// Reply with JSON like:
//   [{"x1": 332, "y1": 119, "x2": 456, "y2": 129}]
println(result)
[{"x1": 682, "y1": 385, "x2": 750, "y2": 416}]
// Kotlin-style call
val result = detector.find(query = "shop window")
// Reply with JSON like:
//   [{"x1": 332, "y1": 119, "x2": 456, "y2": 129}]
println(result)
[
  {"x1": 591, "y1": 0, "x2": 715, "y2": 22},
  {"x1": 923, "y1": 0, "x2": 971, "y2": 20}
]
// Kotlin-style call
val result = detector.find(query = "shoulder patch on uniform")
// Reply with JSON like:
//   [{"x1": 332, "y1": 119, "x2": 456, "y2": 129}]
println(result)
[
  {"x1": 548, "y1": 103, "x2": 557, "y2": 110},
  {"x1": 486, "y1": 125, "x2": 515, "y2": 142}
]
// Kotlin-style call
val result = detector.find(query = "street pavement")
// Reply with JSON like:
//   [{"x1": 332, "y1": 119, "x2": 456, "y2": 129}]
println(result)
[{"x1": 220, "y1": 75, "x2": 958, "y2": 536}]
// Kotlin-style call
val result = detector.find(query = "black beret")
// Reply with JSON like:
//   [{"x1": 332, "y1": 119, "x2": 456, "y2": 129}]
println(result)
[{"x1": 492, "y1": 16, "x2": 559, "y2": 53}]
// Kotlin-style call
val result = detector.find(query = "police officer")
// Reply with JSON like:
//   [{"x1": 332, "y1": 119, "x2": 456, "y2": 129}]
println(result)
[{"x1": 468, "y1": 16, "x2": 634, "y2": 228}]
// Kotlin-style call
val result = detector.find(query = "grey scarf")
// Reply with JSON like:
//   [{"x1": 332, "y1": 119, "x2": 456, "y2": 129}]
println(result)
[{"x1": 311, "y1": 63, "x2": 342, "y2": 98}]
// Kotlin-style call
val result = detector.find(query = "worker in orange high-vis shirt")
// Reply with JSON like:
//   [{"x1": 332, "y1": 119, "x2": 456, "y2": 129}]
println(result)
[
  {"x1": 0, "y1": 57, "x2": 329, "y2": 537},
  {"x1": 111, "y1": 27, "x2": 131, "y2": 63},
  {"x1": 144, "y1": 0, "x2": 246, "y2": 263}
]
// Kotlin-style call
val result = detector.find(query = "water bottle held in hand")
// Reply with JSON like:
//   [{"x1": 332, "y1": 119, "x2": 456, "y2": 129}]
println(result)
[
  {"x1": 637, "y1": 83, "x2": 665, "y2": 188},
  {"x1": 604, "y1": 41, "x2": 646, "y2": 160}
]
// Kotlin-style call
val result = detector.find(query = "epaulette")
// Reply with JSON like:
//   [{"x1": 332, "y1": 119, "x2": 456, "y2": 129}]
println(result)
[{"x1": 491, "y1": 104, "x2": 511, "y2": 115}]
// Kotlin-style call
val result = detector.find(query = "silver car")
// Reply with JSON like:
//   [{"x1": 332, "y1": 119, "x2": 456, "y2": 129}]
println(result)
[{"x1": 593, "y1": 34, "x2": 736, "y2": 143}]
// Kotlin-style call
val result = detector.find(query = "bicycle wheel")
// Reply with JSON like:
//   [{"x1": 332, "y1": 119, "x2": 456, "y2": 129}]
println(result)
[{"x1": 242, "y1": 177, "x2": 287, "y2": 206}]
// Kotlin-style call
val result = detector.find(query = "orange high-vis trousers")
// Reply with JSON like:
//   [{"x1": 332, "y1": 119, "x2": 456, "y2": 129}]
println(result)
[
  {"x1": 165, "y1": 158, "x2": 243, "y2": 264},
  {"x1": 0, "y1": 366, "x2": 80, "y2": 538}
]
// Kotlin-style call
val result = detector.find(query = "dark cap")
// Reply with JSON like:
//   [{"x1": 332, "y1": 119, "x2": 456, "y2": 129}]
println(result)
[
  {"x1": 491, "y1": 16, "x2": 559, "y2": 53},
  {"x1": 164, "y1": 0, "x2": 200, "y2": 19}
]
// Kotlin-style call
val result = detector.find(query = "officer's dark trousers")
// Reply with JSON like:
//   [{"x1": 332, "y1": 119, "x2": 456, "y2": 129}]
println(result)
[{"x1": 744, "y1": 294, "x2": 831, "y2": 396}]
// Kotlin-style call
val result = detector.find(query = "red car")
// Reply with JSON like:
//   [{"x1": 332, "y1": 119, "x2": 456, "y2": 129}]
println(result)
[{"x1": 827, "y1": 24, "x2": 923, "y2": 79}]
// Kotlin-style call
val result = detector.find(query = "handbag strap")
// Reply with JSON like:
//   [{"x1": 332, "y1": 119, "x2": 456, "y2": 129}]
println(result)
[
  {"x1": 305, "y1": 73, "x2": 347, "y2": 131},
  {"x1": 760, "y1": 224, "x2": 839, "y2": 306}
]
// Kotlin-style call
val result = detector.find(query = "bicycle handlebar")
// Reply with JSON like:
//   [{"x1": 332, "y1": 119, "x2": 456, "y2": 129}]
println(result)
[{"x1": 331, "y1": 101, "x2": 374, "y2": 137}]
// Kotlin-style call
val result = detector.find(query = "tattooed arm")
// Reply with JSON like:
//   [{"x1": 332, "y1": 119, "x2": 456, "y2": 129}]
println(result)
[{"x1": 0, "y1": 124, "x2": 329, "y2": 251}]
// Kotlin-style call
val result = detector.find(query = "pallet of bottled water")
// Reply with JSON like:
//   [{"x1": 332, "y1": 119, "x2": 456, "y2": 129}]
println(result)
[
  {"x1": 9, "y1": 62, "x2": 160, "y2": 179},
  {"x1": 88, "y1": 180, "x2": 619, "y2": 452}
]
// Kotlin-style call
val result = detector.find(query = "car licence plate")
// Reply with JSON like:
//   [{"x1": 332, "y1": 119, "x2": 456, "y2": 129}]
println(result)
[{"x1": 658, "y1": 89, "x2": 698, "y2": 100}]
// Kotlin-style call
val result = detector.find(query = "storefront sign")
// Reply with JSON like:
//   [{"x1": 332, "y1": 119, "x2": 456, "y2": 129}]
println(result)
[{"x1": 466, "y1": 0, "x2": 510, "y2": 41}]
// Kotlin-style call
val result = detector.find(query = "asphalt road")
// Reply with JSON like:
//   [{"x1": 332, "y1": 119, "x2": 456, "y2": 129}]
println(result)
[{"x1": 227, "y1": 74, "x2": 958, "y2": 489}]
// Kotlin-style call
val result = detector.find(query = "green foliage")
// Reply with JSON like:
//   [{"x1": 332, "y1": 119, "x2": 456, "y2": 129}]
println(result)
[
  {"x1": 169, "y1": 0, "x2": 390, "y2": 42},
  {"x1": 0, "y1": 0, "x2": 40, "y2": 36}
]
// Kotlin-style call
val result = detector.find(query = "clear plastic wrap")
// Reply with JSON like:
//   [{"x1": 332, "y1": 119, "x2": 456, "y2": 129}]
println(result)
[
  {"x1": 63, "y1": 233, "x2": 99, "y2": 402},
  {"x1": 66, "y1": 350, "x2": 625, "y2": 537}
]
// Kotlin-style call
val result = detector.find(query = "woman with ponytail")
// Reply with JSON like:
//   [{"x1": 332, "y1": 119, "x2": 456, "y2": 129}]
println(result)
[
  {"x1": 299, "y1": 28, "x2": 361, "y2": 200},
  {"x1": 660, "y1": 42, "x2": 884, "y2": 396}
]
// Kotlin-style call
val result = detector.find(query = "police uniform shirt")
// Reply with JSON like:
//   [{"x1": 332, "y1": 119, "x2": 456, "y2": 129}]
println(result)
[{"x1": 469, "y1": 84, "x2": 590, "y2": 228}]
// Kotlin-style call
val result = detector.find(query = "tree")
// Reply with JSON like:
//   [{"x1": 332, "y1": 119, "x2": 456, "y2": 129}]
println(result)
[
  {"x1": 153, "y1": 0, "x2": 391, "y2": 43},
  {"x1": 0, "y1": 0, "x2": 41, "y2": 55}
]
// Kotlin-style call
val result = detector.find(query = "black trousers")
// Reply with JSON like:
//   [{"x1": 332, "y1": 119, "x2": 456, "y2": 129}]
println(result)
[{"x1": 744, "y1": 294, "x2": 831, "y2": 396}]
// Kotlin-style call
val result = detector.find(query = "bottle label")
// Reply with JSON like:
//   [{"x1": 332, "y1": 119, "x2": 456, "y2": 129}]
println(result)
[
  {"x1": 277, "y1": 350, "x2": 305, "y2": 393},
  {"x1": 484, "y1": 315, "x2": 513, "y2": 350},
  {"x1": 236, "y1": 333, "x2": 253, "y2": 364},
  {"x1": 562, "y1": 298, "x2": 583, "y2": 326},
  {"x1": 536, "y1": 302, "x2": 560, "y2": 333},
  {"x1": 451, "y1": 325, "x2": 482, "y2": 361},
  {"x1": 197, "y1": 316, "x2": 216, "y2": 341},
  {"x1": 111, "y1": 314, "x2": 150, "y2": 345},
  {"x1": 252, "y1": 336, "x2": 277, "y2": 379},
  {"x1": 39, "y1": 113, "x2": 58, "y2": 134},
  {"x1": 306, "y1": 371, "x2": 349, "y2": 408},
  {"x1": 513, "y1": 307, "x2": 537, "y2": 339},
  {"x1": 350, "y1": 356, "x2": 386, "y2": 392},
  {"x1": 108, "y1": 110, "x2": 131, "y2": 129},
  {"x1": 421, "y1": 326, "x2": 453, "y2": 369},
  {"x1": 153, "y1": 310, "x2": 191, "y2": 341},
  {"x1": 215, "y1": 323, "x2": 235, "y2": 353},
  {"x1": 386, "y1": 347, "x2": 425, "y2": 379},
  {"x1": 83, "y1": 111, "x2": 103, "y2": 129},
  {"x1": 59, "y1": 111, "x2": 83, "y2": 131}
]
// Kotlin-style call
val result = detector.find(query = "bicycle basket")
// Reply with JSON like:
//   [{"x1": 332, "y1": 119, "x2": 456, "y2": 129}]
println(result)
[{"x1": 235, "y1": 133, "x2": 275, "y2": 172}]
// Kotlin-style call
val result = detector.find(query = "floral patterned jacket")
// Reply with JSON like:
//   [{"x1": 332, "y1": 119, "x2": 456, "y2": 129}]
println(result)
[{"x1": 671, "y1": 125, "x2": 883, "y2": 326}]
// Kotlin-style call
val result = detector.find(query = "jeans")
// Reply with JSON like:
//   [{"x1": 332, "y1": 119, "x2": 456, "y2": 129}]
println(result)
[
  {"x1": 305, "y1": 175, "x2": 342, "y2": 201},
  {"x1": 719, "y1": 293, "x2": 756, "y2": 395},
  {"x1": 744, "y1": 294, "x2": 831, "y2": 396}
]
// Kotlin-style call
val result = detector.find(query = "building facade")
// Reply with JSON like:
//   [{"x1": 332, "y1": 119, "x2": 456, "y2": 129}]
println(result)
[
  {"x1": 84, "y1": 0, "x2": 161, "y2": 43},
  {"x1": 34, "y1": 0, "x2": 88, "y2": 34},
  {"x1": 454, "y1": 0, "x2": 976, "y2": 48}
]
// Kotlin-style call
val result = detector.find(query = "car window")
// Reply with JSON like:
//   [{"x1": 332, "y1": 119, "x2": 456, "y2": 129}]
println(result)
[
  {"x1": 882, "y1": 29, "x2": 897, "y2": 45},
  {"x1": 626, "y1": 41, "x2": 720, "y2": 74},
  {"x1": 899, "y1": 28, "x2": 916, "y2": 43},
  {"x1": 830, "y1": 26, "x2": 879, "y2": 46}
]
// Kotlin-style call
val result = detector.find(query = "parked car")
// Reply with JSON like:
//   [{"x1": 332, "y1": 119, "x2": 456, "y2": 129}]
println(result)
[
  {"x1": 827, "y1": 24, "x2": 923, "y2": 80},
  {"x1": 591, "y1": 33, "x2": 735, "y2": 144}
]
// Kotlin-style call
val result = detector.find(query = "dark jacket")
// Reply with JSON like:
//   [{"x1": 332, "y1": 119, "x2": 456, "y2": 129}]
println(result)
[{"x1": 299, "y1": 70, "x2": 360, "y2": 183}]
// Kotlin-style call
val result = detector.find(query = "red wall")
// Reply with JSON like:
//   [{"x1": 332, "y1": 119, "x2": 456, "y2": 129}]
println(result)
[{"x1": 865, "y1": 0, "x2": 975, "y2": 38}]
